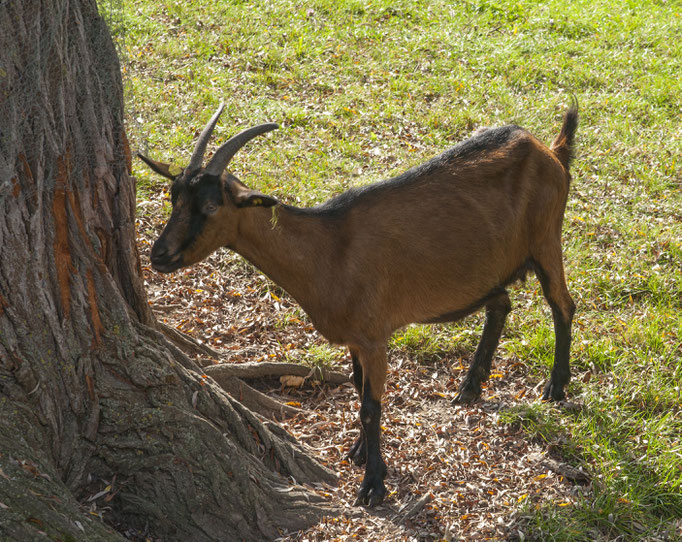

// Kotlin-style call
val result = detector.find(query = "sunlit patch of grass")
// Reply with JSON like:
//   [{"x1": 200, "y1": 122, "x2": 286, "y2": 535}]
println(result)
[
  {"x1": 499, "y1": 402, "x2": 565, "y2": 445},
  {"x1": 291, "y1": 343, "x2": 346, "y2": 371},
  {"x1": 390, "y1": 321, "x2": 482, "y2": 366}
]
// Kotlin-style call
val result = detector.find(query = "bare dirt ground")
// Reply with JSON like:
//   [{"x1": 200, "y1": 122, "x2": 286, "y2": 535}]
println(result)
[{"x1": 137, "y1": 206, "x2": 589, "y2": 542}]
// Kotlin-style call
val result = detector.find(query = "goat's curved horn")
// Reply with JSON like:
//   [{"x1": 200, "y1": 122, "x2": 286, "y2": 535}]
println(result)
[
  {"x1": 204, "y1": 123, "x2": 279, "y2": 177},
  {"x1": 187, "y1": 102, "x2": 225, "y2": 173}
]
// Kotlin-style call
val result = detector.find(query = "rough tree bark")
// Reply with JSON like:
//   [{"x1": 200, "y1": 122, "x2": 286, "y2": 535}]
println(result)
[{"x1": 0, "y1": 1, "x2": 335, "y2": 540}]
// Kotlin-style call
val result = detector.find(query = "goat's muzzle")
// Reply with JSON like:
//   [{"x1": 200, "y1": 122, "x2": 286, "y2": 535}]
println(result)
[{"x1": 150, "y1": 242, "x2": 183, "y2": 273}]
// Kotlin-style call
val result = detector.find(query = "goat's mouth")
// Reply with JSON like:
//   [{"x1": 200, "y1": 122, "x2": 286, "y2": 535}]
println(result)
[{"x1": 150, "y1": 253, "x2": 184, "y2": 273}]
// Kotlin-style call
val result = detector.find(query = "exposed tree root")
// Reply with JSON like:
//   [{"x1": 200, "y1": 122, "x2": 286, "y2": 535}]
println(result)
[
  {"x1": 204, "y1": 361, "x2": 350, "y2": 386},
  {"x1": 209, "y1": 373, "x2": 303, "y2": 421},
  {"x1": 204, "y1": 362, "x2": 350, "y2": 420},
  {"x1": 157, "y1": 320, "x2": 222, "y2": 360},
  {"x1": 154, "y1": 323, "x2": 351, "y2": 420}
]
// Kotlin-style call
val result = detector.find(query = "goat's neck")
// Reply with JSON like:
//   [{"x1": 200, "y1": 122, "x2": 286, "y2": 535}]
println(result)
[{"x1": 232, "y1": 205, "x2": 332, "y2": 311}]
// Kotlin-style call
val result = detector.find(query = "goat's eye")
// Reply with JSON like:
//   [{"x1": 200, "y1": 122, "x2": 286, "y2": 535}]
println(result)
[{"x1": 202, "y1": 202, "x2": 218, "y2": 216}]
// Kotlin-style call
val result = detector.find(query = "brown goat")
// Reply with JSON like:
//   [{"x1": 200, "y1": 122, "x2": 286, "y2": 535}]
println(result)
[{"x1": 139, "y1": 102, "x2": 578, "y2": 507}]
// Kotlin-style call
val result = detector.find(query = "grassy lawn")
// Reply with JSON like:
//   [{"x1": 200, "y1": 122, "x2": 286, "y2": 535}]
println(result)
[{"x1": 113, "y1": 0, "x2": 680, "y2": 539}]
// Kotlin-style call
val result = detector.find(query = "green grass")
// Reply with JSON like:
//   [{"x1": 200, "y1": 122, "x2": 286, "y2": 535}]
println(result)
[
  {"x1": 292, "y1": 343, "x2": 347, "y2": 371},
  {"x1": 113, "y1": 0, "x2": 681, "y2": 539}
]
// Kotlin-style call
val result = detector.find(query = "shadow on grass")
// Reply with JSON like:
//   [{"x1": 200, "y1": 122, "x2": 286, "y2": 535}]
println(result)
[{"x1": 502, "y1": 401, "x2": 682, "y2": 541}]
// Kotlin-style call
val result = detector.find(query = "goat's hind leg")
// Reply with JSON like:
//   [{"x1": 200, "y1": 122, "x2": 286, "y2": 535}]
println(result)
[
  {"x1": 454, "y1": 291, "x2": 512, "y2": 404},
  {"x1": 347, "y1": 349, "x2": 367, "y2": 466},
  {"x1": 533, "y1": 248, "x2": 575, "y2": 401}
]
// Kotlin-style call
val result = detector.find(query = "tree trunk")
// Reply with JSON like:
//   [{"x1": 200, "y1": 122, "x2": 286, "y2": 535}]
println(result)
[{"x1": 0, "y1": 1, "x2": 335, "y2": 540}]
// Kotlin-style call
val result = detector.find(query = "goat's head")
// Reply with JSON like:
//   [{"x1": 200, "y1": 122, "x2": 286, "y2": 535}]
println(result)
[{"x1": 138, "y1": 104, "x2": 278, "y2": 273}]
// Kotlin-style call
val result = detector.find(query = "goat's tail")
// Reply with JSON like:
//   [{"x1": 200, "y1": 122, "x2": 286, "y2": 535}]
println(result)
[{"x1": 550, "y1": 97, "x2": 579, "y2": 173}]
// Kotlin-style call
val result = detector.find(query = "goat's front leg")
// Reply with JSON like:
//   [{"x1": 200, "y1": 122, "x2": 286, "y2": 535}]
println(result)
[
  {"x1": 353, "y1": 345, "x2": 388, "y2": 507},
  {"x1": 347, "y1": 349, "x2": 367, "y2": 466}
]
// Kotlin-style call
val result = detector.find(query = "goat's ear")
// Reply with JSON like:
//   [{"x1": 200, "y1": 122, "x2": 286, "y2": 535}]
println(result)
[
  {"x1": 229, "y1": 180, "x2": 278, "y2": 208},
  {"x1": 137, "y1": 153, "x2": 184, "y2": 180}
]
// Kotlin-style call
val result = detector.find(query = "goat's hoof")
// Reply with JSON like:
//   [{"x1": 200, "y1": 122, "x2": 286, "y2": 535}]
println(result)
[
  {"x1": 354, "y1": 479, "x2": 386, "y2": 507},
  {"x1": 368, "y1": 492, "x2": 385, "y2": 507},
  {"x1": 347, "y1": 436, "x2": 367, "y2": 466},
  {"x1": 541, "y1": 380, "x2": 566, "y2": 402},
  {"x1": 453, "y1": 384, "x2": 481, "y2": 404}
]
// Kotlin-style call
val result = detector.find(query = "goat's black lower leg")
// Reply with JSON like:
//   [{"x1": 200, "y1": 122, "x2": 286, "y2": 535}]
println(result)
[
  {"x1": 533, "y1": 255, "x2": 575, "y2": 402},
  {"x1": 347, "y1": 350, "x2": 367, "y2": 466},
  {"x1": 542, "y1": 306, "x2": 574, "y2": 401},
  {"x1": 347, "y1": 432, "x2": 366, "y2": 466},
  {"x1": 454, "y1": 292, "x2": 511, "y2": 404},
  {"x1": 354, "y1": 380, "x2": 387, "y2": 507}
]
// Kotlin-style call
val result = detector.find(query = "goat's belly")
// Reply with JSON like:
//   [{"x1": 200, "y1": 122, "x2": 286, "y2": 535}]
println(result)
[
  {"x1": 302, "y1": 308, "x2": 365, "y2": 347},
  {"x1": 400, "y1": 283, "x2": 504, "y2": 328},
  {"x1": 419, "y1": 307, "x2": 480, "y2": 325}
]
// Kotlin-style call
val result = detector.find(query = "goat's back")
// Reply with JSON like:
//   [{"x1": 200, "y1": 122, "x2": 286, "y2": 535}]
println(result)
[{"x1": 322, "y1": 125, "x2": 570, "y2": 338}]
